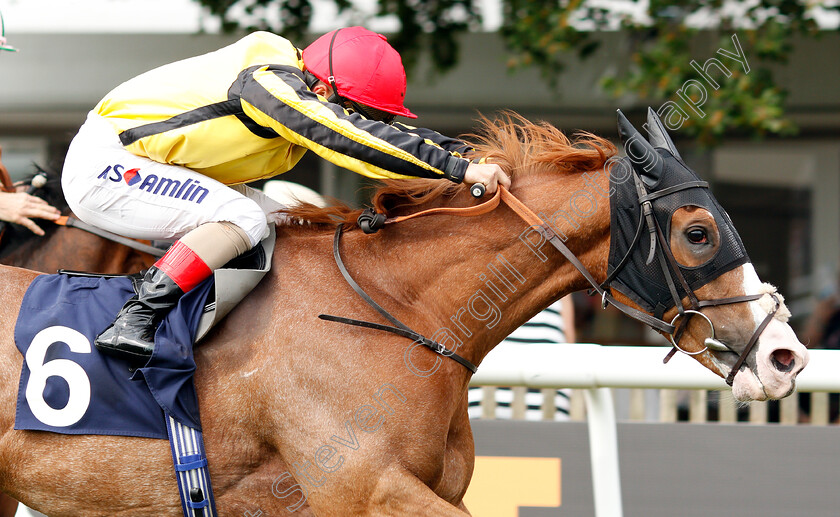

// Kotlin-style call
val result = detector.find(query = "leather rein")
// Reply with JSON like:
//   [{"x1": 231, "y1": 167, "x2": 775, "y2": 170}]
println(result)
[
  {"x1": 320, "y1": 183, "x2": 779, "y2": 385},
  {"x1": 52, "y1": 214, "x2": 165, "y2": 257}
]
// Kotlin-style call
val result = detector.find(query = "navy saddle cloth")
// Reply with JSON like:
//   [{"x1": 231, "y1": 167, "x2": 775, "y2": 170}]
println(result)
[{"x1": 14, "y1": 273, "x2": 215, "y2": 438}]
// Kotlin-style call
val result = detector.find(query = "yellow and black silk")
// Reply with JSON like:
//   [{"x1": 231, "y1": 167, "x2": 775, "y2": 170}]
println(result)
[{"x1": 94, "y1": 32, "x2": 469, "y2": 186}]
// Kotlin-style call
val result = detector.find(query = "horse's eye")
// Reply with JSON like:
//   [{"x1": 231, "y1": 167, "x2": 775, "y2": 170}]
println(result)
[{"x1": 687, "y1": 228, "x2": 708, "y2": 244}]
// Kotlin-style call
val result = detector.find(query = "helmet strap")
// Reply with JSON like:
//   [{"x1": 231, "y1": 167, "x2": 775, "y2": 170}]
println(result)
[
  {"x1": 326, "y1": 28, "x2": 341, "y2": 98},
  {"x1": 303, "y1": 71, "x2": 320, "y2": 90},
  {"x1": 304, "y1": 70, "x2": 345, "y2": 106},
  {"x1": 320, "y1": 27, "x2": 394, "y2": 124}
]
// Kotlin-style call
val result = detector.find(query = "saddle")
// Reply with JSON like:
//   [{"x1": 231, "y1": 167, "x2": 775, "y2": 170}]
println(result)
[{"x1": 196, "y1": 225, "x2": 275, "y2": 341}]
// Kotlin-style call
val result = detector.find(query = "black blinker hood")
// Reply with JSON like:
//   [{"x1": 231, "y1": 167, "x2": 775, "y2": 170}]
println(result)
[{"x1": 606, "y1": 109, "x2": 749, "y2": 316}]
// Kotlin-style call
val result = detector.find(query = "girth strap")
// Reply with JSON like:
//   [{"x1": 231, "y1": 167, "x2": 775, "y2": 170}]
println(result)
[
  {"x1": 165, "y1": 413, "x2": 217, "y2": 517},
  {"x1": 319, "y1": 224, "x2": 478, "y2": 374}
]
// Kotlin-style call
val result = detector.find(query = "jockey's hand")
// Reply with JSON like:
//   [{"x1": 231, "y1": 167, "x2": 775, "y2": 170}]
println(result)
[
  {"x1": 0, "y1": 191, "x2": 61, "y2": 236},
  {"x1": 463, "y1": 162, "x2": 510, "y2": 195}
]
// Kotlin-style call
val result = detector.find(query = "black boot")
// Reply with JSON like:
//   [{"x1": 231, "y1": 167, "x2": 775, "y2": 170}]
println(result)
[{"x1": 95, "y1": 266, "x2": 185, "y2": 363}]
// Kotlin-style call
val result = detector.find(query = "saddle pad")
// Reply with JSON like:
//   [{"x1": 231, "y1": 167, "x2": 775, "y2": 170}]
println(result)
[
  {"x1": 14, "y1": 273, "x2": 214, "y2": 438},
  {"x1": 195, "y1": 225, "x2": 275, "y2": 342}
]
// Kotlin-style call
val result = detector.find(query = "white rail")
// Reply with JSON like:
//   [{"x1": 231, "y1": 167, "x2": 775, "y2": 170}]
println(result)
[
  {"x1": 469, "y1": 343, "x2": 836, "y2": 517},
  {"x1": 470, "y1": 342, "x2": 836, "y2": 391}
]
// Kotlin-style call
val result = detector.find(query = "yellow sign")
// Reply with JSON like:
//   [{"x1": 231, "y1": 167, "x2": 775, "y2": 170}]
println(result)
[{"x1": 463, "y1": 456, "x2": 561, "y2": 516}]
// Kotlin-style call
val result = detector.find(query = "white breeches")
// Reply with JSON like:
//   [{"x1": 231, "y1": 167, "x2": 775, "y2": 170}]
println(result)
[{"x1": 62, "y1": 113, "x2": 277, "y2": 247}]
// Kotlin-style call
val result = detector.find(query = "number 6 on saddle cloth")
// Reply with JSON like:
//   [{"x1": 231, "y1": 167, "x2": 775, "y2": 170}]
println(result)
[{"x1": 13, "y1": 227, "x2": 275, "y2": 517}]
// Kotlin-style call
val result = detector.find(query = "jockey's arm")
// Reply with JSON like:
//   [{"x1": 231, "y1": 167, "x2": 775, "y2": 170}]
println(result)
[
  {"x1": 387, "y1": 123, "x2": 509, "y2": 191},
  {"x1": 237, "y1": 66, "x2": 469, "y2": 184},
  {"x1": 390, "y1": 122, "x2": 474, "y2": 156}
]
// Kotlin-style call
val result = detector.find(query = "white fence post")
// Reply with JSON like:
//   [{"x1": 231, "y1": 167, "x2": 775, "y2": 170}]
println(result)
[{"x1": 583, "y1": 387, "x2": 623, "y2": 517}]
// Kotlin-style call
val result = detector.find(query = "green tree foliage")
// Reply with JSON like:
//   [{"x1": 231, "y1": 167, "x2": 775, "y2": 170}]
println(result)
[
  {"x1": 194, "y1": 0, "x2": 480, "y2": 70},
  {"x1": 193, "y1": 0, "x2": 837, "y2": 144},
  {"x1": 502, "y1": 0, "x2": 833, "y2": 144}
]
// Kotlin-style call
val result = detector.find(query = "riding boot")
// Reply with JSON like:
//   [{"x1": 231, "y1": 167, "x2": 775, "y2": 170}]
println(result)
[{"x1": 95, "y1": 241, "x2": 212, "y2": 362}]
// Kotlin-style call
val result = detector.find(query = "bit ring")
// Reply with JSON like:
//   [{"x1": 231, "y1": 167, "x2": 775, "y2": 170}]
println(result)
[{"x1": 669, "y1": 310, "x2": 714, "y2": 356}]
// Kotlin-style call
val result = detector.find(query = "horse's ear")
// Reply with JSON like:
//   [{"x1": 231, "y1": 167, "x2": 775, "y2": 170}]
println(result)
[
  {"x1": 645, "y1": 107, "x2": 683, "y2": 161},
  {"x1": 616, "y1": 109, "x2": 663, "y2": 187}
]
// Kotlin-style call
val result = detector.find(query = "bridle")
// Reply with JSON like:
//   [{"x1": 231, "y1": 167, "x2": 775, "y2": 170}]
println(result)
[
  {"x1": 603, "y1": 171, "x2": 781, "y2": 384},
  {"x1": 320, "y1": 181, "x2": 780, "y2": 386}
]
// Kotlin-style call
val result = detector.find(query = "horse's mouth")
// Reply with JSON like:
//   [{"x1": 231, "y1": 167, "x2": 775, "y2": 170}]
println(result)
[
  {"x1": 708, "y1": 341, "x2": 795, "y2": 377},
  {"x1": 709, "y1": 349, "x2": 741, "y2": 379},
  {"x1": 709, "y1": 348, "x2": 768, "y2": 400}
]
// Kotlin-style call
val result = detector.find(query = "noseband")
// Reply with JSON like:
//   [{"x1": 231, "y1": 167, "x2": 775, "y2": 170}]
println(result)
[{"x1": 322, "y1": 183, "x2": 780, "y2": 386}]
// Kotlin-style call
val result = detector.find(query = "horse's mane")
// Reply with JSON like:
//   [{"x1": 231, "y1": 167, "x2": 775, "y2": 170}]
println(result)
[{"x1": 281, "y1": 111, "x2": 617, "y2": 229}]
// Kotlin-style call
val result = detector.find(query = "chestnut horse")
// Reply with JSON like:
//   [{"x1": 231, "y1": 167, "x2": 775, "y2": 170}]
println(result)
[{"x1": 0, "y1": 112, "x2": 808, "y2": 515}]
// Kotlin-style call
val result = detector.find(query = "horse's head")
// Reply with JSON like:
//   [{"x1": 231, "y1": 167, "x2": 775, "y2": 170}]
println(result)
[{"x1": 609, "y1": 108, "x2": 808, "y2": 400}]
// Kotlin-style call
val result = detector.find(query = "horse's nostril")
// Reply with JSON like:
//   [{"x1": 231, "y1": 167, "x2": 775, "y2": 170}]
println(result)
[{"x1": 771, "y1": 349, "x2": 795, "y2": 373}]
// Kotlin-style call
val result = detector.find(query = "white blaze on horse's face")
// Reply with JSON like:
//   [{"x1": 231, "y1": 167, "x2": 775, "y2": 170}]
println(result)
[
  {"x1": 668, "y1": 208, "x2": 808, "y2": 400},
  {"x1": 724, "y1": 264, "x2": 810, "y2": 401}
]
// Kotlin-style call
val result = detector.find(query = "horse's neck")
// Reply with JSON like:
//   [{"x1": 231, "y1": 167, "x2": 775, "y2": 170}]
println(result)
[{"x1": 294, "y1": 175, "x2": 611, "y2": 376}]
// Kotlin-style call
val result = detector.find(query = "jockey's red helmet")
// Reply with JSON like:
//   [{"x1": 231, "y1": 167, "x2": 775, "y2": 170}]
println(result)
[{"x1": 302, "y1": 27, "x2": 417, "y2": 119}]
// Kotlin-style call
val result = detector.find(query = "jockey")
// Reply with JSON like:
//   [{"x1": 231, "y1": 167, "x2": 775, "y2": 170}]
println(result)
[{"x1": 61, "y1": 27, "x2": 510, "y2": 364}]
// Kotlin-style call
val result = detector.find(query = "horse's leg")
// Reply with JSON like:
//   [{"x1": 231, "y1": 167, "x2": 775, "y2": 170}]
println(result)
[
  {"x1": 366, "y1": 469, "x2": 470, "y2": 517},
  {"x1": 0, "y1": 494, "x2": 17, "y2": 517}
]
